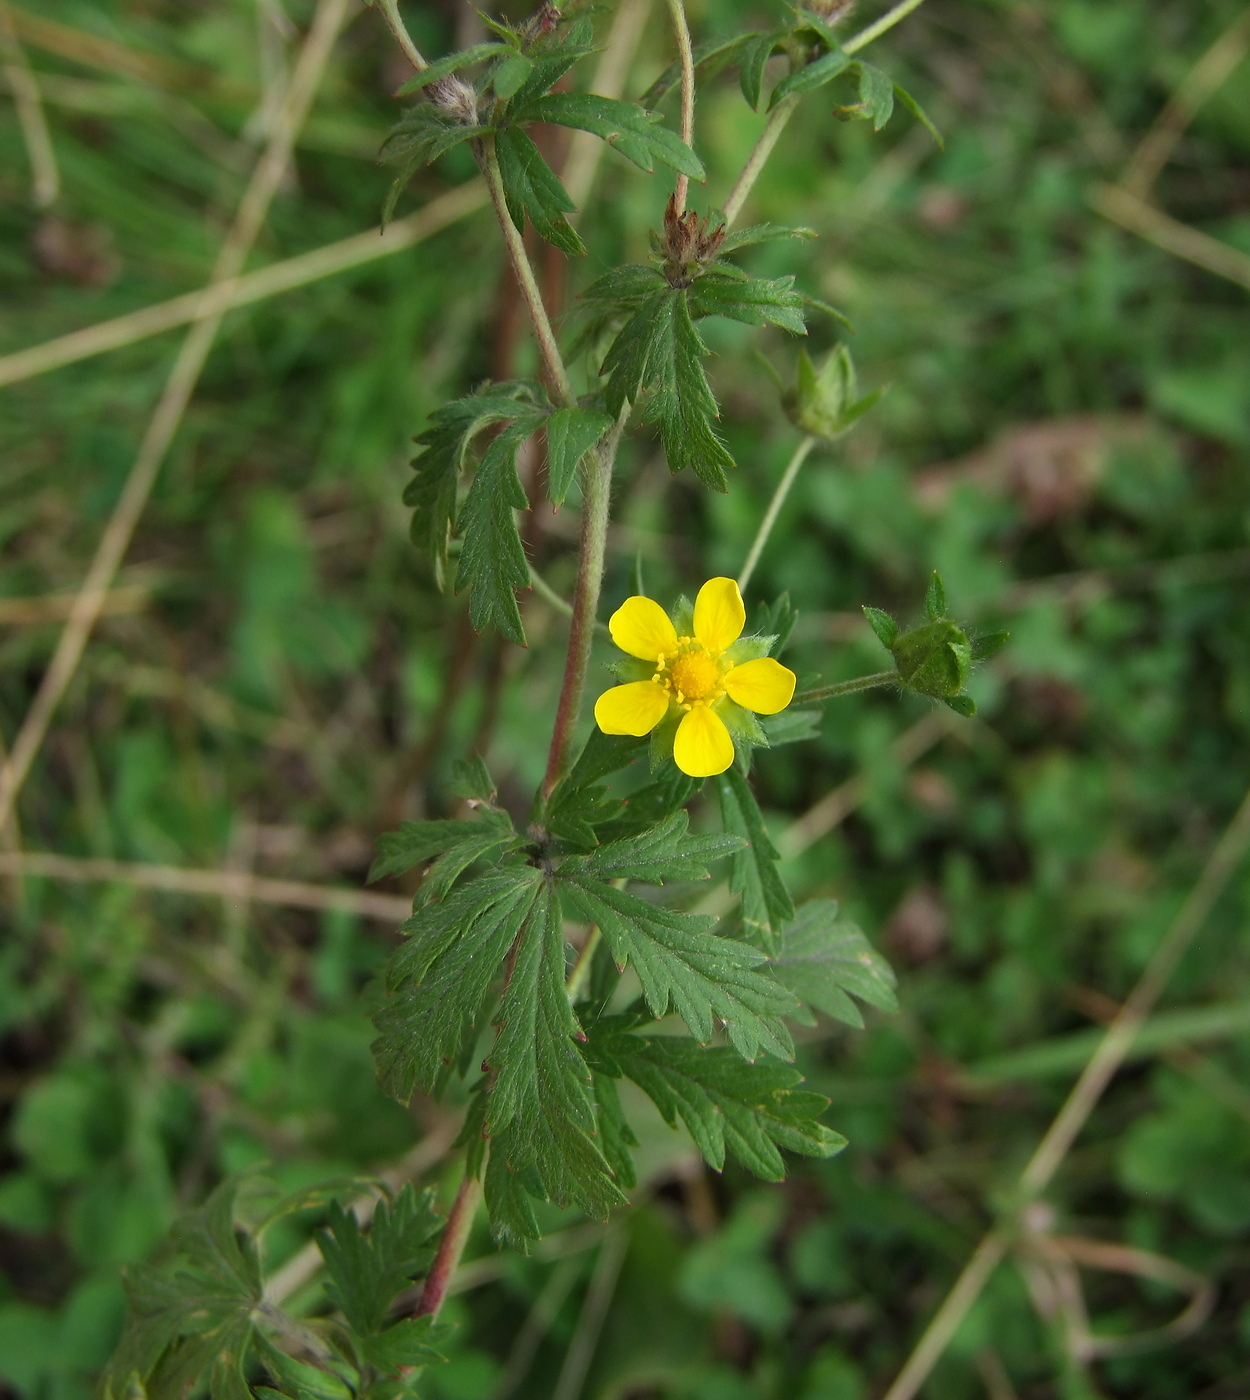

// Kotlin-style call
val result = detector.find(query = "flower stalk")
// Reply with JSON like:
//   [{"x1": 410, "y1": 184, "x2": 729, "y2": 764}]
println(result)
[
  {"x1": 664, "y1": 0, "x2": 697, "y2": 215},
  {"x1": 794, "y1": 670, "x2": 898, "y2": 704}
]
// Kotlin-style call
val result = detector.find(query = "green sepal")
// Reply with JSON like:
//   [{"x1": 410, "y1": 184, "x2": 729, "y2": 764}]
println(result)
[
  {"x1": 723, "y1": 634, "x2": 777, "y2": 665},
  {"x1": 716, "y1": 697, "x2": 768, "y2": 750},
  {"x1": 671, "y1": 594, "x2": 695, "y2": 636},
  {"x1": 972, "y1": 630, "x2": 1011, "y2": 661},
  {"x1": 862, "y1": 605, "x2": 899, "y2": 649},
  {"x1": 925, "y1": 569, "x2": 947, "y2": 619},
  {"x1": 891, "y1": 618, "x2": 972, "y2": 699}
]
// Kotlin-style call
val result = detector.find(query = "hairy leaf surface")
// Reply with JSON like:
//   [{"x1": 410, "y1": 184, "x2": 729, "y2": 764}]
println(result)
[
  {"x1": 770, "y1": 898, "x2": 898, "y2": 1027},
  {"x1": 717, "y1": 767, "x2": 794, "y2": 954}
]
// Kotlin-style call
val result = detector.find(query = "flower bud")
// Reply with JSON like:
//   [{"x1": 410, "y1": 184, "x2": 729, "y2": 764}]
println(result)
[{"x1": 784, "y1": 345, "x2": 883, "y2": 441}]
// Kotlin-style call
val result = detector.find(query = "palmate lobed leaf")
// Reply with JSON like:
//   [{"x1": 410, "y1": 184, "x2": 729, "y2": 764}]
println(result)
[
  {"x1": 317, "y1": 1186, "x2": 443, "y2": 1337},
  {"x1": 559, "y1": 877, "x2": 796, "y2": 1060},
  {"x1": 717, "y1": 767, "x2": 794, "y2": 955},
  {"x1": 494, "y1": 126, "x2": 586, "y2": 257},
  {"x1": 510, "y1": 93, "x2": 704, "y2": 179},
  {"x1": 545, "y1": 405, "x2": 614, "y2": 508},
  {"x1": 454, "y1": 421, "x2": 535, "y2": 645},
  {"x1": 483, "y1": 881, "x2": 626, "y2": 1243},
  {"x1": 770, "y1": 899, "x2": 898, "y2": 1027},
  {"x1": 368, "y1": 809, "x2": 514, "y2": 890},
  {"x1": 688, "y1": 271, "x2": 808, "y2": 335},
  {"x1": 373, "y1": 867, "x2": 542, "y2": 1102},
  {"x1": 573, "y1": 809, "x2": 744, "y2": 884},
  {"x1": 588, "y1": 1020, "x2": 845, "y2": 1179}
]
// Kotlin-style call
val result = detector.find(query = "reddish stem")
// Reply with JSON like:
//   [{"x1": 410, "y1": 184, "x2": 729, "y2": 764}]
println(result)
[{"x1": 414, "y1": 1173, "x2": 483, "y2": 1319}]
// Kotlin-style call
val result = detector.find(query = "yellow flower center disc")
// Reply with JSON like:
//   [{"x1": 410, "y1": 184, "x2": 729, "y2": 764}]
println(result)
[{"x1": 668, "y1": 648, "x2": 722, "y2": 705}]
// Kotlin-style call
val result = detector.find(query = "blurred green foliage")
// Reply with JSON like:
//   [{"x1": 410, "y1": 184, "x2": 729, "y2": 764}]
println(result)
[{"x1": 2, "y1": 0, "x2": 1250, "y2": 1396}]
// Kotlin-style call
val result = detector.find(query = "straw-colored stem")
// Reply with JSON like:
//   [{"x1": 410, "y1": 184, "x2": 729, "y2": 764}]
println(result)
[
  {"x1": 737, "y1": 435, "x2": 815, "y2": 591},
  {"x1": 0, "y1": 0, "x2": 351, "y2": 834},
  {"x1": 374, "y1": 0, "x2": 427, "y2": 72},
  {"x1": 0, "y1": 0, "x2": 60, "y2": 208},
  {"x1": 664, "y1": 0, "x2": 696, "y2": 213}
]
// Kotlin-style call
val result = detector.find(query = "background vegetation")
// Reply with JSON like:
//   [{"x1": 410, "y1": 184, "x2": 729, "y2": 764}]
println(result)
[{"x1": 2, "y1": 0, "x2": 1250, "y2": 1396}]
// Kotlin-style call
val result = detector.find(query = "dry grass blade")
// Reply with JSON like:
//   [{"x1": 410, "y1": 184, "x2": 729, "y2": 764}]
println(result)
[
  {"x1": 882, "y1": 780, "x2": 1250, "y2": 1400},
  {"x1": 0, "y1": 586, "x2": 149, "y2": 625},
  {"x1": 1091, "y1": 182, "x2": 1250, "y2": 294},
  {"x1": 0, "y1": 0, "x2": 59, "y2": 207},
  {"x1": 1120, "y1": 6, "x2": 1250, "y2": 198},
  {"x1": 0, "y1": 850, "x2": 411, "y2": 923},
  {"x1": 0, "y1": 182, "x2": 488, "y2": 389},
  {"x1": 0, "y1": 0, "x2": 352, "y2": 832}
]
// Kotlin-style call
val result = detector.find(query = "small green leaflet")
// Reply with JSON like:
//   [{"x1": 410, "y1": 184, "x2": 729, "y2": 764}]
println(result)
[
  {"x1": 404, "y1": 383, "x2": 543, "y2": 588},
  {"x1": 640, "y1": 32, "x2": 757, "y2": 106},
  {"x1": 717, "y1": 766, "x2": 794, "y2": 955},
  {"x1": 454, "y1": 421, "x2": 535, "y2": 645},
  {"x1": 394, "y1": 41, "x2": 510, "y2": 95},
  {"x1": 559, "y1": 877, "x2": 796, "y2": 1061},
  {"x1": 832, "y1": 60, "x2": 895, "y2": 130},
  {"x1": 373, "y1": 867, "x2": 542, "y2": 1102},
  {"x1": 101, "y1": 1183, "x2": 261, "y2": 1400},
  {"x1": 687, "y1": 271, "x2": 807, "y2": 334},
  {"x1": 318, "y1": 1186, "x2": 443, "y2": 1337},
  {"x1": 718, "y1": 223, "x2": 817, "y2": 253},
  {"x1": 770, "y1": 47, "x2": 850, "y2": 107},
  {"x1": 494, "y1": 127, "x2": 585, "y2": 257},
  {"x1": 498, "y1": 20, "x2": 597, "y2": 111},
  {"x1": 510, "y1": 93, "x2": 704, "y2": 179},
  {"x1": 588, "y1": 1020, "x2": 846, "y2": 1179},
  {"x1": 546, "y1": 405, "x2": 613, "y2": 508},
  {"x1": 769, "y1": 899, "x2": 898, "y2": 1028},
  {"x1": 573, "y1": 810, "x2": 743, "y2": 884},
  {"x1": 484, "y1": 881, "x2": 626, "y2": 1241},
  {"x1": 378, "y1": 109, "x2": 491, "y2": 224},
  {"x1": 369, "y1": 811, "x2": 515, "y2": 900}
]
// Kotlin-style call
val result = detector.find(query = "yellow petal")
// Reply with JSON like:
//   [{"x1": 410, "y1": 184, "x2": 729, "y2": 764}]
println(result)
[
  {"x1": 673, "y1": 705, "x2": 735, "y2": 777},
  {"x1": 609, "y1": 595, "x2": 679, "y2": 661},
  {"x1": 693, "y1": 577, "x2": 745, "y2": 653},
  {"x1": 723, "y1": 657, "x2": 796, "y2": 715},
  {"x1": 594, "y1": 681, "x2": 670, "y2": 736}
]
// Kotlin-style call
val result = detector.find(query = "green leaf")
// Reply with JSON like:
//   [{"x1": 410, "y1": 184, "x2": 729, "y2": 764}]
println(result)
[
  {"x1": 592, "y1": 1074, "x2": 638, "y2": 1189},
  {"x1": 378, "y1": 108, "x2": 491, "y2": 223},
  {"x1": 494, "y1": 127, "x2": 585, "y2": 257},
  {"x1": 752, "y1": 593, "x2": 799, "y2": 654},
  {"x1": 761, "y1": 708, "x2": 822, "y2": 747},
  {"x1": 574, "y1": 810, "x2": 744, "y2": 884},
  {"x1": 455, "y1": 421, "x2": 535, "y2": 645},
  {"x1": 546, "y1": 406, "x2": 613, "y2": 508},
  {"x1": 688, "y1": 272, "x2": 808, "y2": 335},
  {"x1": 318, "y1": 1187, "x2": 443, "y2": 1337},
  {"x1": 718, "y1": 223, "x2": 816, "y2": 253},
  {"x1": 491, "y1": 52, "x2": 533, "y2": 100},
  {"x1": 580, "y1": 262, "x2": 667, "y2": 310},
  {"x1": 640, "y1": 32, "x2": 757, "y2": 106},
  {"x1": 592, "y1": 764, "x2": 698, "y2": 843},
  {"x1": 717, "y1": 767, "x2": 794, "y2": 955},
  {"x1": 404, "y1": 385, "x2": 544, "y2": 588},
  {"x1": 373, "y1": 867, "x2": 542, "y2": 1102},
  {"x1": 484, "y1": 881, "x2": 626, "y2": 1241},
  {"x1": 769, "y1": 899, "x2": 897, "y2": 1028},
  {"x1": 500, "y1": 22, "x2": 597, "y2": 111},
  {"x1": 368, "y1": 812, "x2": 514, "y2": 887},
  {"x1": 394, "y1": 42, "x2": 510, "y2": 95},
  {"x1": 559, "y1": 877, "x2": 796, "y2": 1060},
  {"x1": 833, "y1": 60, "x2": 894, "y2": 129},
  {"x1": 102, "y1": 1183, "x2": 260, "y2": 1400},
  {"x1": 602, "y1": 289, "x2": 734, "y2": 490},
  {"x1": 449, "y1": 754, "x2": 498, "y2": 802},
  {"x1": 513, "y1": 93, "x2": 705, "y2": 179},
  {"x1": 360, "y1": 1316, "x2": 450, "y2": 1371},
  {"x1": 739, "y1": 31, "x2": 786, "y2": 110},
  {"x1": 770, "y1": 47, "x2": 850, "y2": 107},
  {"x1": 894, "y1": 80, "x2": 944, "y2": 146},
  {"x1": 589, "y1": 1021, "x2": 845, "y2": 1178}
]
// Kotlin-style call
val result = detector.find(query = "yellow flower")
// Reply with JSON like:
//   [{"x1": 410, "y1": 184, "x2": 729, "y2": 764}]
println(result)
[{"x1": 593, "y1": 577, "x2": 797, "y2": 778}]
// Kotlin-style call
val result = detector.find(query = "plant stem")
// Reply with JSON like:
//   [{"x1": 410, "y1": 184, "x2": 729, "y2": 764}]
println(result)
[
  {"x1": 724, "y1": 0, "x2": 931, "y2": 224},
  {"x1": 664, "y1": 0, "x2": 696, "y2": 214},
  {"x1": 543, "y1": 417, "x2": 625, "y2": 794},
  {"x1": 737, "y1": 435, "x2": 815, "y2": 592},
  {"x1": 794, "y1": 671, "x2": 898, "y2": 705},
  {"x1": 414, "y1": 1172, "x2": 483, "y2": 1319},
  {"x1": 843, "y1": 0, "x2": 930, "y2": 55},
  {"x1": 723, "y1": 96, "x2": 797, "y2": 226},
  {"x1": 478, "y1": 140, "x2": 577, "y2": 408},
  {"x1": 565, "y1": 926, "x2": 601, "y2": 1002},
  {"x1": 374, "y1": 0, "x2": 427, "y2": 71}
]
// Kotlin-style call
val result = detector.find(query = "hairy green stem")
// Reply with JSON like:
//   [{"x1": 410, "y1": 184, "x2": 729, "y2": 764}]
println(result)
[
  {"x1": 374, "y1": 0, "x2": 427, "y2": 71},
  {"x1": 737, "y1": 435, "x2": 815, "y2": 592},
  {"x1": 724, "y1": 0, "x2": 931, "y2": 224},
  {"x1": 794, "y1": 671, "x2": 897, "y2": 705},
  {"x1": 664, "y1": 0, "x2": 696, "y2": 214},
  {"x1": 414, "y1": 1172, "x2": 483, "y2": 1320},
  {"x1": 478, "y1": 139, "x2": 577, "y2": 407},
  {"x1": 543, "y1": 417, "x2": 625, "y2": 794},
  {"x1": 843, "y1": 0, "x2": 930, "y2": 55}
]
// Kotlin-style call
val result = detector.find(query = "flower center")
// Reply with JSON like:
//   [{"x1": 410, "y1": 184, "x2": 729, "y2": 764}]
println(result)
[{"x1": 668, "y1": 648, "x2": 722, "y2": 705}]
